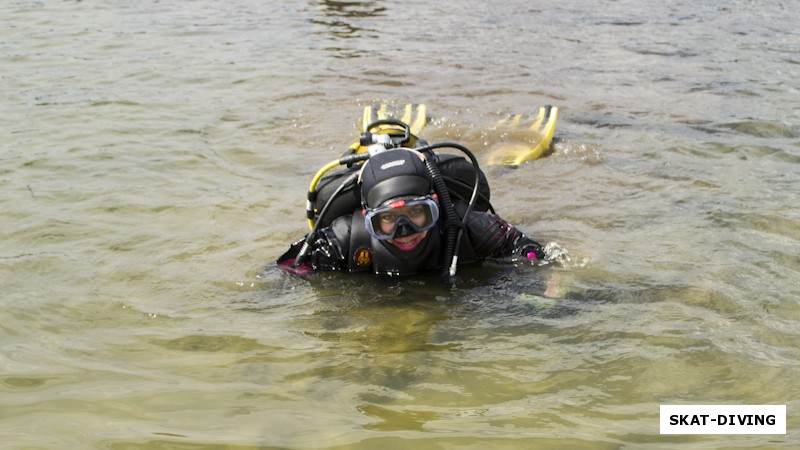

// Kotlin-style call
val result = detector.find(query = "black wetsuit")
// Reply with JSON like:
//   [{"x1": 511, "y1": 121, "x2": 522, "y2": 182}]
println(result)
[{"x1": 278, "y1": 206, "x2": 544, "y2": 276}]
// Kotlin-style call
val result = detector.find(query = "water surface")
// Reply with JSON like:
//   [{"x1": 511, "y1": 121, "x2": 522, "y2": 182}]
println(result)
[{"x1": 2, "y1": 0, "x2": 798, "y2": 448}]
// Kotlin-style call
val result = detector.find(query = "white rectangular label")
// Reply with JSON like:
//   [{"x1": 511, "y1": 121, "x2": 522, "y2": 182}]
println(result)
[{"x1": 660, "y1": 405, "x2": 786, "y2": 434}]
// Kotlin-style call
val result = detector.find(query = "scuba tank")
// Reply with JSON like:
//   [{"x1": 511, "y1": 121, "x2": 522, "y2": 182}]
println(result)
[
  {"x1": 308, "y1": 118, "x2": 493, "y2": 229},
  {"x1": 310, "y1": 153, "x2": 492, "y2": 229},
  {"x1": 298, "y1": 118, "x2": 491, "y2": 276}
]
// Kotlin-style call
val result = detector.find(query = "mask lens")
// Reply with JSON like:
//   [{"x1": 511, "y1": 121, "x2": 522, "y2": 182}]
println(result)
[{"x1": 364, "y1": 196, "x2": 439, "y2": 240}]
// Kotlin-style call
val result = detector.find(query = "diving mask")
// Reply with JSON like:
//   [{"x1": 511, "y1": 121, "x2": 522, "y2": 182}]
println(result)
[{"x1": 364, "y1": 195, "x2": 440, "y2": 240}]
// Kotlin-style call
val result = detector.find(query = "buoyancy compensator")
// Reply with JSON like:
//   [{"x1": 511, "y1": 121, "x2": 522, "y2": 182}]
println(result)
[{"x1": 296, "y1": 114, "x2": 492, "y2": 276}]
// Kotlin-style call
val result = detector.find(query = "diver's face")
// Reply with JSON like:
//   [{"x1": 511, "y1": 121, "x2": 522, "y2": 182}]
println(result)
[{"x1": 377, "y1": 204, "x2": 430, "y2": 251}]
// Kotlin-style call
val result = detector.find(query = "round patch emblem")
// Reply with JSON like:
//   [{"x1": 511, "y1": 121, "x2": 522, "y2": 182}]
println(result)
[{"x1": 353, "y1": 247, "x2": 372, "y2": 267}]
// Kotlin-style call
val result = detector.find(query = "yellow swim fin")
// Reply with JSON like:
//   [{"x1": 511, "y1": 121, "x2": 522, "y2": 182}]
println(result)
[
  {"x1": 360, "y1": 103, "x2": 427, "y2": 135},
  {"x1": 487, "y1": 105, "x2": 558, "y2": 167},
  {"x1": 350, "y1": 103, "x2": 428, "y2": 153}
]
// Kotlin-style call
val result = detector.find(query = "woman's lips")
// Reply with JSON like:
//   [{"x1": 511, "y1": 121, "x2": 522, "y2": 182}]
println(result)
[{"x1": 389, "y1": 232, "x2": 425, "y2": 251}]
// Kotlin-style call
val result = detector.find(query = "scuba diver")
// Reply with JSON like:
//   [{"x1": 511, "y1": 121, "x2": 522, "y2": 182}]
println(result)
[{"x1": 276, "y1": 115, "x2": 548, "y2": 277}]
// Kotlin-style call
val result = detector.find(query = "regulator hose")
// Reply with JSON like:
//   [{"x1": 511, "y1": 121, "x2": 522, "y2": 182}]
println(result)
[
  {"x1": 423, "y1": 153, "x2": 458, "y2": 276},
  {"x1": 416, "y1": 142, "x2": 482, "y2": 276}
]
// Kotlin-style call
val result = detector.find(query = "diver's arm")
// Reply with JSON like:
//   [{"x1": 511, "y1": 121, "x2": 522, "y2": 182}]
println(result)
[
  {"x1": 464, "y1": 211, "x2": 545, "y2": 261},
  {"x1": 276, "y1": 215, "x2": 352, "y2": 273}
]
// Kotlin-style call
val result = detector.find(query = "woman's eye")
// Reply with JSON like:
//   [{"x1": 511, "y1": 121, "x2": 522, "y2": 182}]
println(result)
[
  {"x1": 380, "y1": 214, "x2": 397, "y2": 223},
  {"x1": 409, "y1": 206, "x2": 425, "y2": 217}
]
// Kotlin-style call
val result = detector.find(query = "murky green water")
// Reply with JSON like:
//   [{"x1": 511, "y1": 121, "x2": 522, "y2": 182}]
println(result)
[{"x1": 2, "y1": 0, "x2": 798, "y2": 448}]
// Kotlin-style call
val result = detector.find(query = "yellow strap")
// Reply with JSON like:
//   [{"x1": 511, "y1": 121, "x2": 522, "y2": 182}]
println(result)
[{"x1": 307, "y1": 159, "x2": 342, "y2": 230}]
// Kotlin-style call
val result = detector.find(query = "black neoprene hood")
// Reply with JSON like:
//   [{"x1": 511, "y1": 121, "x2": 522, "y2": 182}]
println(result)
[{"x1": 359, "y1": 149, "x2": 432, "y2": 207}]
